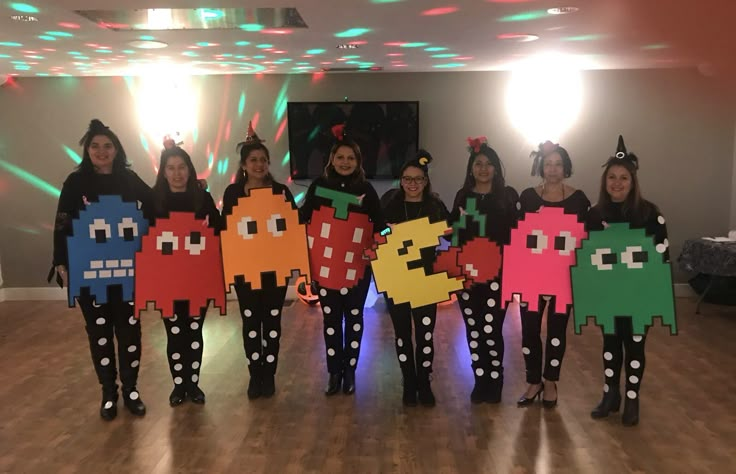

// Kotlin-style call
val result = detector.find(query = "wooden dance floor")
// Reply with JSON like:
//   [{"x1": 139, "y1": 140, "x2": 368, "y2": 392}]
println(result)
[{"x1": 0, "y1": 296, "x2": 734, "y2": 473}]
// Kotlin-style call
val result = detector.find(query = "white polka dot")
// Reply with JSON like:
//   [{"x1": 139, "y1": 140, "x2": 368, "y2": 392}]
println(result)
[
  {"x1": 193, "y1": 316, "x2": 201, "y2": 321},
  {"x1": 422, "y1": 317, "x2": 431, "y2": 326},
  {"x1": 172, "y1": 353, "x2": 181, "y2": 360},
  {"x1": 422, "y1": 361, "x2": 431, "y2": 368},
  {"x1": 266, "y1": 355, "x2": 275, "y2": 363},
  {"x1": 632, "y1": 335, "x2": 643, "y2": 343},
  {"x1": 269, "y1": 330, "x2": 278, "y2": 338},
  {"x1": 326, "y1": 327, "x2": 335, "y2": 336},
  {"x1": 626, "y1": 390, "x2": 637, "y2": 399},
  {"x1": 171, "y1": 314, "x2": 178, "y2": 322},
  {"x1": 657, "y1": 215, "x2": 665, "y2": 225},
  {"x1": 248, "y1": 330, "x2": 257, "y2": 338},
  {"x1": 100, "y1": 357, "x2": 110, "y2": 366},
  {"x1": 131, "y1": 360, "x2": 139, "y2": 368},
  {"x1": 397, "y1": 338, "x2": 403, "y2": 347},
  {"x1": 484, "y1": 313, "x2": 493, "y2": 322},
  {"x1": 491, "y1": 360, "x2": 501, "y2": 367},
  {"x1": 351, "y1": 309, "x2": 360, "y2": 315},
  {"x1": 243, "y1": 309, "x2": 252, "y2": 317},
  {"x1": 262, "y1": 340, "x2": 268, "y2": 347},
  {"x1": 174, "y1": 377, "x2": 183, "y2": 384},
  {"x1": 475, "y1": 368, "x2": 484, "y2": 376},
  {"x1": 628, "y1": 375, "x2": 639, "y2": 384},
  {"x1": 192, "y1": 361, "x2": 200, "y2": 369},
  {"x1": 463, "y1": 308, "x2": 473, "y2": 316},
  {"x1": 603, "y1": 383, "x2": 609, "y2": 392},
  {"x1": 349, "y1": 358, "x2": 357, "y2": 366},
  {"x1": 171, "y1": 326, "x2": 180, "y2": 335},
  {"x1": 516, "y1": 202, "x2": 522, "y2": 210},
  {"x1": 487, "y1": 340, "x2": 495, "y2": 347},
  {"x1": 424, "y1": 333, "x2": 432, "y2": 341},
  {"x1": 604, "y1": 352, "x2": 613, "y2": 361},
  {"x1": 104, "y1": 401, "x2": 113, "y2": 409},
  {"x1": 353, "y1": 323, "x2": 361, "y2": 331},
  {"x1": 461, "y1": 292, "x2": 470, "y2": 300},
  {"x1": 174, "y1": 363, "x2": 183, "y2": 371},
  {"x1": 655, "y1": 243, "x2": 666, "y2": 253},
  {"x1": 551, "y1": 338, "x2": 561, "y2": 347},
  {"x1": 323, "y1": 306, "x2": 332, "y2": 314},
  {"x1": 490, "y1": 371, "x2": 500, "y2": 379},
  {"x1": 129, "y1": 391, "x2": 139, "y2": 400},
  {"x1": 327, "y1": 348, "x2": 336, "y2": 356},
  {"x1": 319, "y1": 289, "x2": 327, "y2": 297},
  {"x1": 128, "y1": 345, "x2": 136, "y2": 353},
  {"x1": 423, "y1": 347, "x2": 431, "y2": 354},
  {"x1": 630, "y1": 360, "x2": 641, "y2": 369},
  {"x1": 605, "y1": 368, "x2": 614, "y2": 377},
  {"x1": 490, "y1": 282, "x2": 500, "y2": 291},
  {"x1": 483, "y1": 325, "x2": 493, "y2": 334},
  {"x1": 95, "y1": 317, "x2": 105, "y2": 325},
  {"x1": 490, "y1": 350, "x2": 498, "y2": 357},
  {"x1": 469, "y1": 341, "x2": 479, "y2": 349},
  {"x1": 191, "y1": 374, "x2": 199, "y2": 382},
  {"x1": 251, "y1": 352, "x2": 260, "y2": 360},
  {"x1": 351, "y1": 341, "x2": 359, "y2": 349},
  {"x1": 97, "y1": 337, "x2": 107, "y2": 346},
  {"x1": 191, "y1": 341, "x2": 200, "y2": 350},
  {"x1": 470, "y1": 331, "x2": 479, "y2": 339},
  {"x1": 486, "y1": 298, "x2": 496, "y2": 308},
  {"x1": 467, "y1": 318, "x2": 475, "y2": 326},
  {"x1": 471, "y1": 353, "x2": 479, "y2": 361},
  {"x1": 340, "y1": 287, "x2": 348, "y2": 295},
  {"x1": 190, "y1": 322, "x2": 199, "y2": 330},
  {"x1": 129, "y1": 316, "x2": 138, "y2": 325},
  {"x1": 399, "y1": 354, "x2": 407, "y2": 362},
  {"x1": 270, "y1": 309, "x2": 279, "y2": 316},
  {"x1": 550, "y1": 359, "x2": 560, "y2": 367}
]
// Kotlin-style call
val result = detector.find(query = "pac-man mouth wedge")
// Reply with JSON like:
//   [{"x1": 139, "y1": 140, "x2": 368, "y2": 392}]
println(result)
[
  {"x1": 67, "y1": 195, "x2": 148, "y2": 306},
  {"x1": 571, "y1": 222, "x2": 677, "y2": 336}
]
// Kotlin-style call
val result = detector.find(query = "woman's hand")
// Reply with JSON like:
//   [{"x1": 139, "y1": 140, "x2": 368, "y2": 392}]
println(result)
[{"x1": 56, "y1": 265, "x2": 68, "y2": 288}]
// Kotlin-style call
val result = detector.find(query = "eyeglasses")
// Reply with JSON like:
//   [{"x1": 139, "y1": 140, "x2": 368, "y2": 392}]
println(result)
[{"x1": 401, "y1": 176, "x2": 426, "y2": 185}]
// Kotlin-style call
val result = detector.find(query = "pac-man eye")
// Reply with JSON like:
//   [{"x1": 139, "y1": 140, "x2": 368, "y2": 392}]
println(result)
[
  {"x1": 554, "y1": 231, "x2": 576, "y2": 256},
  {"x1": 237, "y1": 216, "x2": 257, "y2": 240},
  {"x1": 591, "y1": 248, "x2": 616, "y2": 270},
  {"x1": 118, "y1": 217, "x2": 139, "y2": 242},
  {"x1": 156, "y1": 231, "x2": 178, "y2": 255},
  {"x1": 621, "y1": 245, "x2": 648, "y2": 269},
  {"x1": 267, "y1": 213, "x2": 287, "y2": 237},
  {"x1": 397, "y1": 239, "x2": 414, "y2": 256},
  {"x1": 88, "y1": 218, "x2": 111, "y2": 243},
  {"x1": 185, "y1": 231, "x2": 206, "y2": 255},
  {"x1": 526, "y1": 230, "x2": 548, "y2": 254}
]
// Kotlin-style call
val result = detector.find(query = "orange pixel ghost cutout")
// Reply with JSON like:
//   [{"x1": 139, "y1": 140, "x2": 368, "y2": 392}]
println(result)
[{"x1": 221, "y1": 187, "x2": 311, "y2": 290}]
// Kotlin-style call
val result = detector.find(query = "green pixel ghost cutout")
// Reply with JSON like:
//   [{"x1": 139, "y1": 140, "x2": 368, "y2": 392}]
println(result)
[
  {"x1": 450, "y1": 197, "x2": 486, "y2": 246},
  {"x1": 571, "y1": 223, "x2": 676, "y2": 336}
]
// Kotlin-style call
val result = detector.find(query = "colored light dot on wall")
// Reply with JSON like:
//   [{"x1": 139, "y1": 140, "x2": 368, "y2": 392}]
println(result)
[
  {"x1": 240, "y1": 24, "x2": 263, "y2": 32},
  {"x1": 424, "y1": 47, "x2": 447, "y2": 52},
  {"x1": 10, "y1": 3, "x2": 39, "y2": 14},
  {"x1": 498, "y1": 10, "x2": 548, "y2": 22},
  {"x1": 400, "y1": 42, "x2": 428, "y2": 48},
  {"x1": 306, "y1": 48, "x2": 326, "y2": 54},
  {"x1": 0, "y1": 42, "x2": 23, "y2": 47},
  {"x1": 335, "y1": 28, "x2": 371, "y2": 38},
  {"x1": 38, "y1": 36, "x2": 56, "y2": 41},
  {"x1": 235, "y1": 41, "x2": 250, "y2": 46}
]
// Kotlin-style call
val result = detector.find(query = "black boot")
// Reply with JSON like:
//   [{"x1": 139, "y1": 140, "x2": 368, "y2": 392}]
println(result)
[
  {"x1": 470, "y1": 376, "x2": 488, "y2": 404},
  {"x1": 261, "y1": 371, "x2": 275, "y2": 398},
  {"x1": 188, "y1": 384, "x2": 205, "y2": 404},
  {"x1": 122, "y1": 387, "x2": 146, "y2": 416},
  {"x1": 342, "y1": 368, "x2": 355, "y2": 395},
  {"x1": 169, "y1": 385, "x2": 186, "y2": 407},
  {"x1": 247, "y1": 366, "x2": 262, "y2": 400},
  {"x1": 100, "y1": 385, "x2": 118, "y2": 421},
  {"x1": 325, "y1": 372, "x2": 342, "y2": 396},
  {"x1": 622, "y1": 397, "x2": 639, "y2": 426},
  {"x1": 417, "y1": 371, "x2": 435, "y2": 407},
  {"x1": 486, "y1": 375, "x2": 503, "y2": 404},
  {"x1": 591, "y1": 388, "x2": 621, "y2": 419},
  {"x1": 402, "y1": 370, "x2": 417, "y2": 407}
]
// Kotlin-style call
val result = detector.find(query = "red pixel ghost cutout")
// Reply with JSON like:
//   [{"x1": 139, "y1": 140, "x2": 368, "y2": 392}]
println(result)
[{"x1": 135, "y1": 212, "x2": 226, "y2": 318}]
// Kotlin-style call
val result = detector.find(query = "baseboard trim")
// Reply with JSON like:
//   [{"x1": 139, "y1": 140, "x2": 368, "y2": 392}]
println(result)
[{"x1": 0, "y1": 286, "x2": 299, "y2": 302}]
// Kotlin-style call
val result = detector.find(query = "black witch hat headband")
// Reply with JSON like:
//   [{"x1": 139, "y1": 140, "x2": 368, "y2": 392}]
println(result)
[{"x1": 603, "y1": 135, "x2": 639, "y2": 170}]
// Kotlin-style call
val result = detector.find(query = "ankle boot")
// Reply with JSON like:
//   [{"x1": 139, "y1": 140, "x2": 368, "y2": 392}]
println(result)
[
  {"x1": 622, "y1": 397, "x2": 639, "y2": 426},
  {"x1": 169, "y1": 385, "x2": 186, "y2": 407},
  {"x1": 247, "y1": 366, "x2": 262, "y2": 400},
  {"x1": 188, "y1": 384, "x2": 206, "y2": 404},
  {"x1": 591, "y1": 387, "x2": 621, "y2": 419},
  {"x1": 122, "y1": 387, "x2": 146, "y2": 416},
  {"x1": 342, "y1": 368, "x2": 355, "y2": 395},
  {"x1": 261, "y1": 371, "x2": 275, "y2": 398},
  {"x1": 402, "y1": 370, "x2": 417, "y2": 407},
  {"x1": 325, "y1": 372, "x2": 342, "y2": 396},
  {"x1": 100, "y1": 385, "x2": 118, "y2": 421},
  {"x1": 470, "y1": 376, "x2": 488, "y2": 404},
  {"x1": 417, "y1": 372, "x2": 435, "y2": 407}
]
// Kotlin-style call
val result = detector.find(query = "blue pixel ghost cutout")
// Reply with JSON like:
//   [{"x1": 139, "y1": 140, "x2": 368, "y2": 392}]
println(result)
[{"x1": 67, "y1": 195, "x2": 149, "y2": 306}]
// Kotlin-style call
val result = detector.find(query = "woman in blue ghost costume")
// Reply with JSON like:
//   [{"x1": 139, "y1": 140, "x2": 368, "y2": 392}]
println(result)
[
  {"x1": 300, "y1": 126, "x2": 386, "y2": 397},
  {"x1": 516, "y1": 142, "x2": 591, "y2": 409},
  {"x1": 150, "y1": 140, "x2": 222, "y2": 407},
  {"x1": 448, "y1": 137, "x2": 520, "y2": 404},
  {"x1": 221, "y1": 125, "x2": 296, "y2": 400},
  {"x1": 381, "y1": 150, "x2": 450, "y2": 407},
  {"x1": 585, "y1": 135, "x2": 668, "y2": 427},
  {"x1": 51, "y1": 119, "x2": 152, "y2": 421}
]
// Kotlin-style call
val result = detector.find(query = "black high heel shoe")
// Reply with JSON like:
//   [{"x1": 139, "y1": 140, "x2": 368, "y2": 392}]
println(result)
[
  {"x1": 188, "y1": 384, "x2": 206, "y2": 404},
  {"x1": 621, "y1": 397, "x2": 639, "y2": 426},
  {"x1": 517, "y1": 384, "x2": 543, "y2": 407},
  {"x1": 542, "y1": 382, "x2": 558, "y2": 409},
  {"x1": 591, "y1": 388, "x2": 621, "y2": 419},
  {"x1": 169, "y1": 385, "x2": 186, "y2": 407},
  {"x1": 122, "y1": 387, "x2": 146, "y2": 416},
  {"x1": 325, "y1": 372, "x2": 342, "y2": 396},
  {"x1": 100, "y1": 388, "x2": 118, "y2": 421},
  {"x1": 342, "y1": 368, "x2": 356, "y2": 395}
]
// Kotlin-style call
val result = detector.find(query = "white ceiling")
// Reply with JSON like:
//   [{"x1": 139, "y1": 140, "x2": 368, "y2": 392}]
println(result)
[{"x1": 0, "y1": 0, "x2": 732, "y2": 77}]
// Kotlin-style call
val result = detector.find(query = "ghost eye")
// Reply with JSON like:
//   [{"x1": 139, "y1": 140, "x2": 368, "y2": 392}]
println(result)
[
  {"x1": 266, "y1": 213, "x2": 287, "y2": 237},
  {"x1": 118, "y1": 217, "x2": 139, "y2": 241},
  {"x1": 554, "y1": 231, "x2": 577, "y2": 256},
  {"x1": 397, "y1": 239, "x2": 414, "y2": 256},
  {"x1": 621, "y1": 245, "x2": 648, "y2": 269},
  {"x1": 526, "y1": 230, "x2": 548, "y2": 254},
  {"x1": 156, "y1": 231, "x2": 178, "y2": 255},
  {"x1": 591, "y1": 248, "x2": 616, "y2": 270},
  {"x1": 185, "y1": 231, "x2": 206, "y2": 255},
  {"x1": 88, "y1": 218, "x2": 111, "y2": 243},
  {"x1": 237, "y1": 216, "x2": 257, "y2": 240}
]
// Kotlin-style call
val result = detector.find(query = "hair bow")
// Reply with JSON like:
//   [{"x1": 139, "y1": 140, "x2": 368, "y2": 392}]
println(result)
[
  {"x1": 331, "y1": 123, "x2": 346, "y2": 141},
  {"x1": 466, "y1": 136, "x2": 488, "y2": 153}
]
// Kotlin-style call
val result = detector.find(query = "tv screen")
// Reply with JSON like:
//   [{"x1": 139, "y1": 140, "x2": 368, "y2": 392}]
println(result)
[{"x1": 287, "y1": 101, "x2": 419, "y2": 179}]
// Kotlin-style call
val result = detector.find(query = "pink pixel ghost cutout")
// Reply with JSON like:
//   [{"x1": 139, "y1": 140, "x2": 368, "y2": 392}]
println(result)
[{"x1": 501, "y1": 207, "x2": 587, "y2": 311}]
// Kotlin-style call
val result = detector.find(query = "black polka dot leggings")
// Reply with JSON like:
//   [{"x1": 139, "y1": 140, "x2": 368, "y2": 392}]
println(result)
[
  {"x1": 457, "y1": 281, "x2": 506, "y2": 384},
  {"x1": 162, "y1": 301, "x2": 206, "y2": 389},
  {"x1": 387, "y1": 301, "x2": 437, "y2": 378},
  {"x1": 234, "y1": 283, "x2": 288, "y2": 376},
  {"x1": 519, "y1": 297, "x2": 571, "y2": 384},
  {"x1": 318, "y1": 267, "x2": 372, "y2": 375},
  {"x1": 78, "y1": 295, "x2": 142, "y2": 392},
  {"x1": 601, "y1": 319, "x2": 647, "y2": 401}
]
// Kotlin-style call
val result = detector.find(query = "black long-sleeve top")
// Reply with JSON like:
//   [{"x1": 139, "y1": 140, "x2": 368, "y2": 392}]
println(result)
[
  {"x1": 300, "y1": 173, "x2": 386, "y2": 233},
  {"x1": 221, "y1": 181, "x2": 297, "y2": 225},
  {"x1": 518, "y1": 187, "x2": 591, "y2": 223},
  {"x1": 151, "y1": 189, "x2": 222, "y2": 234},
  {"x1": 586, "y1": 200, "x2": 669, "y2": 261},
  {"x1": 53, "y1": 169, "x2": 153, "y2": 267},
  {"x1": 449, "y1": 186, "x2": 521, "y2": 247},
  {"x1": 382, "y1": 192, "x2": 450, "y2": 225}
]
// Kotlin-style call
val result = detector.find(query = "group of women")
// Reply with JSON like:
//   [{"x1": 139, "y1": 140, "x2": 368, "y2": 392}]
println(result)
[{"x1": 52, "y1": 119, "x2": 668, "y2": 428}]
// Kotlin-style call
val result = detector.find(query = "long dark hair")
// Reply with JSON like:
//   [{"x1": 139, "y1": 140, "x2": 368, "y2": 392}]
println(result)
[
  {"x1": 323, "y1": 138, "x2": 366, "y2": 184},
  {"x1": 236, "y1": 142, "x2": 274, "y2": 185},
  {"x1": 532, "y1": 144, "x2": 573, "y2": 178},
  {"x1": 595, "y1": 160, "x2": 655, "y2": 226},
  {"x1": 77, "y1": 119, "x2": 129, "y2": 174},
  {"x1": 152, "y1": 146, "x2": 203, "y2": 214},
  {"x1": 458, "y1": 143, "x2": 506, "y2": 202}
]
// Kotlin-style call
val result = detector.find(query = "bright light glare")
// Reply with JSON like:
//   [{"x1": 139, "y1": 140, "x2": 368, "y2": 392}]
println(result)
[
  {"x1": 134, "y1": 65, "x2": 198, "y2": 142},
  {"x1": 505, "y1": 53, "x2": 584, "y2": 145}
]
